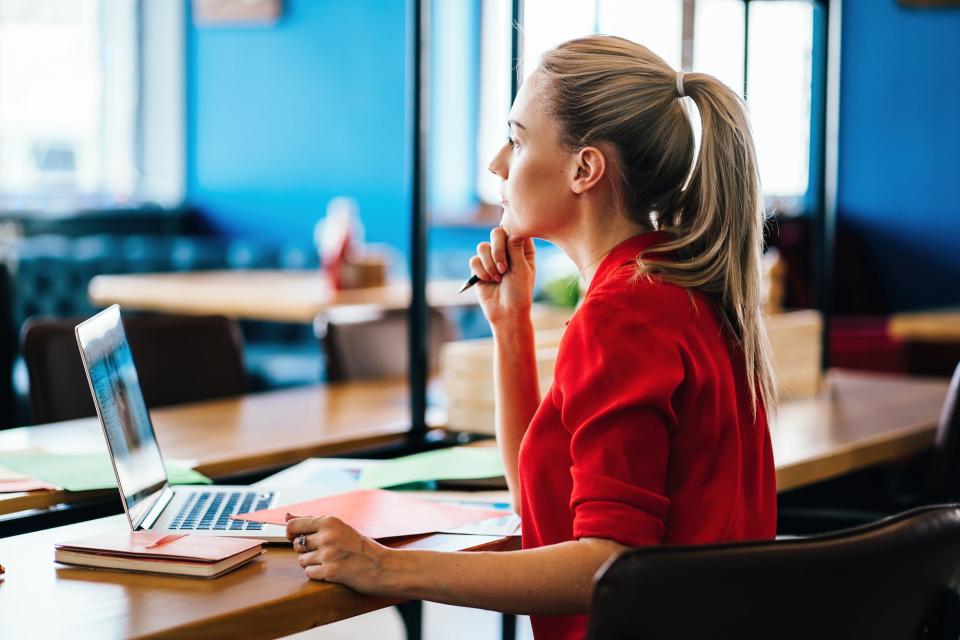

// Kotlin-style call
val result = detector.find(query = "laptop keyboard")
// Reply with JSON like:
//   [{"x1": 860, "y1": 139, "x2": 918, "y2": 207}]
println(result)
[{"x1": 169, "y1": 491, "x2": 274, "y2": 531}]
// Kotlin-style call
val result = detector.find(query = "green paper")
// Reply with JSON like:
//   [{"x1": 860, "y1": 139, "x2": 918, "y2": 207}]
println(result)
[
  {"x1": 358, "y1": 447, "x2": 504, "y2": 489},
  {"x1": 0, "y1": 451, "x2": 211, "y2": 491},
  {"x1": 166, "y1": 464, "x2": 213, "y2": 486}
]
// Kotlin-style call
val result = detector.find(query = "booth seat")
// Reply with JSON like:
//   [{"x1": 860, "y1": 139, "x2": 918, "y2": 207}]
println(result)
[{"x1": 0, "y1": 233, "x2": 321, "y2": 428}]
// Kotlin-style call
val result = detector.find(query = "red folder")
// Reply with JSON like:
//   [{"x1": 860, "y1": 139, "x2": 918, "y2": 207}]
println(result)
[{"x1": 232, "y1": 489, "x2": 511, "y2": 539}]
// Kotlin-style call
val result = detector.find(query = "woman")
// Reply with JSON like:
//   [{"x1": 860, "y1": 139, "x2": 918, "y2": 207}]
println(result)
[{"x1": 286, "y1": 35, "x2": 777, "y2": 639}]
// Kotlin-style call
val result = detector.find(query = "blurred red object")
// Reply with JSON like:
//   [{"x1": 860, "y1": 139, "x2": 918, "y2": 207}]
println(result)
[{"x1": 830, "y1": 315, "x2": 908, "y2": 373}]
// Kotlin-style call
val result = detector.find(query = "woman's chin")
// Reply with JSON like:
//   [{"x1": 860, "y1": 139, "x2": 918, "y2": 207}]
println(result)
[{"x1": 499, "y1": 211, "x2": 529, "y2": 238}]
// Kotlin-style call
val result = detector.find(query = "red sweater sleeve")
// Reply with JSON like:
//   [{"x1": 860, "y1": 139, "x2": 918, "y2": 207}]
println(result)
[{"x1": 554, "y1": 287, "x2": 685, "y2": 548}]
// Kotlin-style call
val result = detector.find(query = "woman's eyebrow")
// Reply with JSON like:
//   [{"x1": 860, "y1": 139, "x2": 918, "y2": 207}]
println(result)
[{"x1": 507, "y1": 119, "x2": 526, "y2": 131}]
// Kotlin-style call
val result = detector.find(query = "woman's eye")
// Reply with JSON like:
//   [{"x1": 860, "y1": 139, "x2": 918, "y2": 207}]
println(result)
[{"x1": 507, "y1": 136, "x2": 517, "y2": 149}]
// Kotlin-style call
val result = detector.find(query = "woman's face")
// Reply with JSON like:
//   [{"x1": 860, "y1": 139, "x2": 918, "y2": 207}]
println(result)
[{"x1": 488, "y1": 72, "x2": 575, "y2": 240}]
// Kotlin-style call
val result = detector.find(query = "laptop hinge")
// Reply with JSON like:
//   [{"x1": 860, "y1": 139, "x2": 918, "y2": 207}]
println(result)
[{"x1": 138, "y1": 485, "x2": 175, "y2": 530}]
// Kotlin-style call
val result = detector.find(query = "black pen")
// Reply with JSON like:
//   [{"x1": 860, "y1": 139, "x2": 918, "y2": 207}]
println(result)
[{"x1": 458, "y1": 273, "x2": 481, "y2": 293}]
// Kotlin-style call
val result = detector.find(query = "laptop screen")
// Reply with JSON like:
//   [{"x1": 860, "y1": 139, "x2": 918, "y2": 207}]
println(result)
[{"x1": 75, "y1": 305, "x2": 168, "y2": 528}]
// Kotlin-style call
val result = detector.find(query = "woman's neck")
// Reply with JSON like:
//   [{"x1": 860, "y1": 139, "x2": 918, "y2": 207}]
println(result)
[{"x1": 553, "y1": 216, "x2": 652, "y2": 287}]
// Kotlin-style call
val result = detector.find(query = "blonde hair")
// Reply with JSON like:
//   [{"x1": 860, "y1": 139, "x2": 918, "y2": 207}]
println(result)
[{"x1": 538, "y1": 35, "x2": 777, "y2": 419}]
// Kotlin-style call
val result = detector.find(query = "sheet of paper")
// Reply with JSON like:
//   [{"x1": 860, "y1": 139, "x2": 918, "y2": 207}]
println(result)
[
  {"x1": 399, "y1": 489, "x2": 513, "y2": 510},
  {"x1": 0, "y1": 479, "x2": 58, "y2": 493},
  {"x1": 0, "y1": 451, "x2": 210, "y2": 491},
  {"x1": 439, "y1": 514, "x2": 522, "y2": 536},
  {"x1": 232, "y1": 488, "x2": 511, "y2": 539},
  {"x1": 0, "y1": 464, "x2": 28, "y2": 481},
  {"x1": 357, "y1": 447, "x2": 504, "y2": 489},
  {"x1": 254, "y1": 457, "x2": 382, "y2": 492}
]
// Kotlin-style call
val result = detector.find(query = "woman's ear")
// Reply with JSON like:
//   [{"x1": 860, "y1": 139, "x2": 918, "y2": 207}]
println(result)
[{"x1": 570, "y1": 146, "x2": 607, "y2": 195}]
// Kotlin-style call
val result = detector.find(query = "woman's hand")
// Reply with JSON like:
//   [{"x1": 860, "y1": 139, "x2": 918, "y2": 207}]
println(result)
[
  {"x1": 470, "y1": 227, "x2": 536, "y2": 329},
  {"x1": 285, "y1": 513, "x2": 397, "y2": 595}
]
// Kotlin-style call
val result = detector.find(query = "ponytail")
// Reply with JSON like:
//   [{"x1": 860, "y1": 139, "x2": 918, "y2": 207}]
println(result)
[
  {"x1": 539, "y1": 35, "x2": 777, "y2": 420},
  {"x1": 647, "y1": 72, "x2": 777, "y2": 420}
]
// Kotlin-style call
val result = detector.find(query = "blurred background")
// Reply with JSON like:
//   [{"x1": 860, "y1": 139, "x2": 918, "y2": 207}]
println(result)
[{"x1": 0, "y1": 0, "x2": 957, "y2": 430}]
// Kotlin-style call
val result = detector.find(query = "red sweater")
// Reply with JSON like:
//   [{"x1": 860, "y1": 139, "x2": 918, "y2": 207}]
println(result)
[{"x1": 517, "y1": 232, "x2": 777, "y2": 640}]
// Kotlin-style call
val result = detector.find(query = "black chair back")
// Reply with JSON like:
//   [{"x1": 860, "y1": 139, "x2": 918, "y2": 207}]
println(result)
[
  {"x1": 926, "y1": 363, "x2": 960, "y2": 501},
  {"x1": 23, "y1": 313, "x2": 247, "y2": 424},
  {"x1": 587, "y1": 504, "x2": 960, "y2": 640}
]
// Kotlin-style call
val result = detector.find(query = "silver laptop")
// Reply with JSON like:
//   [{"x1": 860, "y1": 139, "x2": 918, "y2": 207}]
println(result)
[{"x1": 75, "y1": 305, "x2": 320, "y2": 543}]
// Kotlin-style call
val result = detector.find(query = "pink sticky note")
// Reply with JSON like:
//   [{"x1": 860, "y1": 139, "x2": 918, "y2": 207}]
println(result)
[
  {"x1": 0, "y1": 479, "x2": 58, "y2": 493},
  {"x1": 232, "y1": 489, "x2": 511, "y2": 540}
]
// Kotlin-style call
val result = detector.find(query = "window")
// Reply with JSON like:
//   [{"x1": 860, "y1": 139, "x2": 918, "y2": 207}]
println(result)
[
  {"x1": 745, "y1": 2, "x2": 814, "y2": 202},
  {"x1": 475, "y1": 0, "x2": 513, "y2": 207},
  {"x1": 0, "y1": 0, "x2": 183, "y2": 213},
  {"x1": 476, "y1": 0, "x2": 817, "y2": 212}
]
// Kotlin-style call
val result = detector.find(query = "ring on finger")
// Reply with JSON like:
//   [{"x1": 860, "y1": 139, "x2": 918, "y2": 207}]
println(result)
[{"x1": 296, "y1": 535, "x2": 308, "y2": 552}]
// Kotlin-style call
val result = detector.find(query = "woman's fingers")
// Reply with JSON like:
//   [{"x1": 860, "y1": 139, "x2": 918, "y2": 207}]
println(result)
[
  {"x1": 469, "y1": 229, "x2": 531, "y2": 289},
  {"x1": 298, "y1": 550, "x2": 319, "y2": 568},
  {"x1": 523, "y1": 237, "x2": 536, "y2": 261},
  {"x1": 298, "y1": 547, "x2": 348, "y2": 568},
  {"x1": 291, "y1": 519, "x2": 384, "y2": 588},
  {"x1": 490, "y1": 227, "x2": 508, "y2": 274},
  {"x1": 475, "y1": 242, "x2": 500, "y2": 282},
  {"x1": 469, "y1": 255, "x2": 497, "y2": 284},
  {"x1": 285, "y1": 516, "x2": 317, "y2": 540},
  {"x1": 507, "y1": 234, "x2": 533, "y2": 267},
  {"x1": 304, "y1": 564, "x2": 326, "y2": 581},
  {"x1": 285, "y1": 514, "x2": 336, "y2": 540}
]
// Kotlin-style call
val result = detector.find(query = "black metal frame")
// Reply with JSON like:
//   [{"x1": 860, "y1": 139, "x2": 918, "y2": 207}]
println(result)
[
  {"x1": 815, "y1": 0, "x2": 841, "y2": 370},
  {"x1": 407, "y1": 0, "x2": 430, "y2": 445},
  {"x1": 407, "y1": 0, "x2": 526, "y2": 446},
  {"x1": 404, "y1": 2, "x2": 525, "y2": 637},
  {"x1": 741, "y1": 0, "x2": 839, "y2": 370}
]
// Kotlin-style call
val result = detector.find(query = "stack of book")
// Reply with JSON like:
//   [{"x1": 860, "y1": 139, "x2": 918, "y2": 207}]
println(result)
[{"x1": 55, "y1": 531, "x2": 266, "y2": 578}]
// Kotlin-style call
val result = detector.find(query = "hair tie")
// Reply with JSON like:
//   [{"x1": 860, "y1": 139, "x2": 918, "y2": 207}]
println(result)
[{"x1": 676, "y1": 71, "x2": 685, "y2": 98}]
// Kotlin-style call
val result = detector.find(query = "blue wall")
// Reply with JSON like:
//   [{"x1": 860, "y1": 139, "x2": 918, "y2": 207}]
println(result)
[
  {"x1": 186, "y1": 0, "x2": 483, "y2": 258},
  {"x1": 838, "y1": 0, "x2": 960, "y2": 310},
  {"x1": 186, "y1": 0, "x2": 960, "y2": 309},
  {"x1": 186, "y1": 0, "x2": 411, "y2": 250}
]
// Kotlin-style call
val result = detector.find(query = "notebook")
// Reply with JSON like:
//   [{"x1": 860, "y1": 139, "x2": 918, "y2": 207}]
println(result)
[
  {"x1": 54, "y1": 531, "x2": 266, "y2": 578},
  {"x1": 231, "y1": 488, "x2": 510, "y2": 539}
]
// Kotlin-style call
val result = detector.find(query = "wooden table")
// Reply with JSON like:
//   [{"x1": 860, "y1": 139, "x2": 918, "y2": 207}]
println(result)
[
  {"x1": 0, "y1": 370, "x2": 949, "y2": 518},
  {"x1": 0, "y1": 514, "x2": 520, "y2": 639},
  {"x1": 889, "y1": 307, "x2": 960, "y2": 343},
  {"x1": 0, "y1": 370, "x2": 950, "y2": 638},
  {"x1": 88, "y1": 271, "x2": 477, "y2": 323},
  {"x1": 0, "y1": 378, "x2": 442, "y2": 517},
  {"x1": 770, "y1": 370, "x2": 948, "y2": 491}
]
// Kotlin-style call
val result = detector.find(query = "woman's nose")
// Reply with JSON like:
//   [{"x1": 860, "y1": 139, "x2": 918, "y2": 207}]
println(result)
[{"x1": 488, "y1": 144, "x2": 509, "y2": 179}]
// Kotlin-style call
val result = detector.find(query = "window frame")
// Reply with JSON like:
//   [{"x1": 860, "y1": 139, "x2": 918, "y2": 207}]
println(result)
[{"x1": 472, "y1": 0, "x2": 827, "y2": 219}]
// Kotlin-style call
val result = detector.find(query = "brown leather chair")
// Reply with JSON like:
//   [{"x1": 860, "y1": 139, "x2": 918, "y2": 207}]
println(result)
[
  {"x1": 320, "y1": 307, "x2": 457, "y2": 382},
  {"x1": 22, "y1": 313, "x2": 248, "y2": 424},
  {"x1": 586, "y1": 504, "x2": 960, "y2": 640}
]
